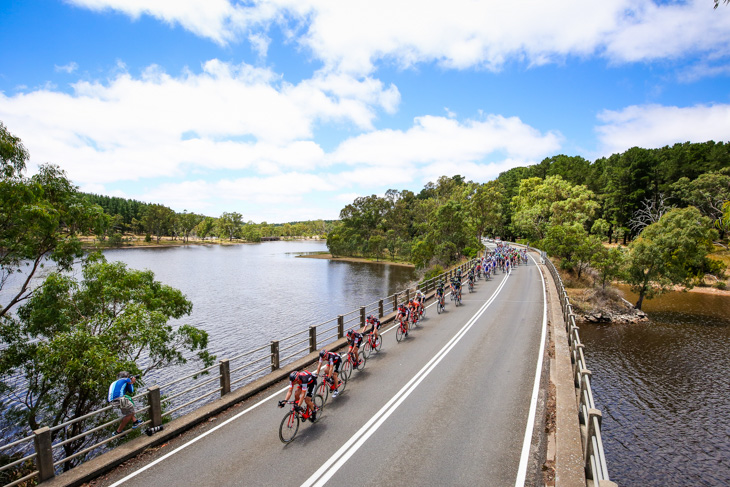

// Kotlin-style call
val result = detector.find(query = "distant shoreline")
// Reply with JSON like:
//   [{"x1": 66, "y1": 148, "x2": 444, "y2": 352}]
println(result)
[
  {"x1": 297, "y1": 252, "x2": 415, "y2": 268},
  {"x1": 81, "y1": 236, "x2": 323, "y2": 250}
]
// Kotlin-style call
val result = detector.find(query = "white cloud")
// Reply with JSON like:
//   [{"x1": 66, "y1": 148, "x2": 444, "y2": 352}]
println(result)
[
  {"x1": 54, "y1": 62, "x2": 78, "y2": 73},
  {"x1": 330, "y1": 114, "x2": 562, "y2": 168},
  {"x1": 68, "y1": 1, "x2": 730, "y2": 76},
  {"x1": 596, "y1": 103, "x2": 730, "y2": 155},
  {"x1": 0, "y1": 60, "x2": 396, "y2": 185}
]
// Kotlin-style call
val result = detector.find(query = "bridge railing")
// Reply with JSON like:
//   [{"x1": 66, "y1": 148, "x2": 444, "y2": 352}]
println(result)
[
  {"x1": 539, "y1": 248, "x2": 614, "y2": 487},
  {"x1": 0, "y1": 258, "x2": 479, "y2": 486}
]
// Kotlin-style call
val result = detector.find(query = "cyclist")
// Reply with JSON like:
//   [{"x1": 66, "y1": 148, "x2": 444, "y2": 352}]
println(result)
[
  {"x1": 278, "y1": 370, "x2": 317, "y2": 422},
  {"x1": 364, "y1": 314, "x2": 381, "y2": 343},
  {"x1": 436, "y1": 280, "x2": 446, "y2": 306},
  {"x1": 468, "y1": 268, "x2": 475, "y2": 287},
  {"x1": 314, "y1": 349, "x2": 343, "y2": 397},
  {"x1": 408, "y1": 298, "x2": 421, "y2": 323},
  {"x1": 396, "y1": 304, "x2": 410, "y2": 337},
  {"x1": 456, "y1": 268, "x2": 462, "y2": 282},
  {"x1": 453, "y1": 276, "x2": 462, "y2": 300},
  {"x1": 346, "y1": 329, "x2": 364, "y2": 368},
  {"x1": 414, "y1": 290, "x2": 426, "y2": 316}
]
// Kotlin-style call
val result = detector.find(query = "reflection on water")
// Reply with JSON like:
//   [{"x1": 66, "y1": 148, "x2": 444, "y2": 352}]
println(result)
[{"x1": 579, "y1": 287, "x2": 730, "y2": 487}]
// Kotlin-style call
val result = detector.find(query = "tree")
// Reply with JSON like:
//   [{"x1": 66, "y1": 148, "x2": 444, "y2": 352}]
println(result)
[
  {"x1": 628, "y1": 193, "x2": 674, "y2": 233},
  {"x1": 194, "y1": 217, "x2": 216, "y2": 240},
  {"x1": 216, "y1": 212, "x2": 243, "y2": 241},
  {"x1": 541, "y1": 223, "x2": 601, "y2": 278},
  {"x1": 1, "y1": 135, "x2": 101, "y2": 321},
  {"x1": 142, "y1": 204, "x2": 175, "y2": 243},
  {"x1": 0, "y1": 255, "x2": 213, "y2": 468},
  {"x1": 468, "y1": 180, "x2": 504, "y2": 241},
  {"x1": 591, "y1": 246, "x2": 625, "y2": 290},
  {"x1": 671, "y1": 170, "x2": 730, "y2": 236},
  {"x1": 178, "y1": 211, "x2": 203, "y2": 243},
  {"x1": 625, "y1": 207, "x2": 718, "y2": 309}
]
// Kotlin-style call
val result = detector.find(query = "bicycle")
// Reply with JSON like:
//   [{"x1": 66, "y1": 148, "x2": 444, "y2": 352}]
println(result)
[
  {"x1": 454, "y1": 287, "x2": 462, "y2": 306},
  {"x1": 436, "y1": 292, "x2": 446, "y2": 314},
  {"x1": 341, "y1": 348, "x2": 366, "y2": 380},
  {"x1": 362, "y1": 331, "x2": 382, "y2": 359},
  {"x1": 316, "y1": 372, "x2": 347, "y2": 404},
  {"x1": 468, "y1": 279, "x2": 474, "y2": 293},
  {"x1": 395, "y1": 317, "x2": 409, "y2": 342},
  {"x1": 278, "y1": 396, "x2": 324, "y2": 443}
]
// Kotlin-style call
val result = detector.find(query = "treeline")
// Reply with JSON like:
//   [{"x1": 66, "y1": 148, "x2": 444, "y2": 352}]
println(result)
[
  {"x1": 327, "y1": 141, "x2": 730, "y2": 307},
  {"x1": 83, "y1": 194, "x2": 335, "y2": 245}
]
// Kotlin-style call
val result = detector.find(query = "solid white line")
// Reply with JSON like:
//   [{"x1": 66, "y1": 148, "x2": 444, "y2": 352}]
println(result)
[
  {"x1": 107, "y1": 387, "x2": 288, "y2": 487},
  {"x1": 514, "y1": 254, "x2": 548, "y2": 487},
  {"x1": 300, "y1": 272, "x2": 511, "y2": 487}
]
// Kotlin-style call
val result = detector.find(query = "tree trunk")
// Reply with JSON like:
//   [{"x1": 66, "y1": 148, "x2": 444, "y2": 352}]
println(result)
[{"x1": 635, "y1": 292, "x2": 645, "y2": 310}]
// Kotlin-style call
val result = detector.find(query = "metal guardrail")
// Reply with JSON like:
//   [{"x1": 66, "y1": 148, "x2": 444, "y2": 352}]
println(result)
[
  {"x1": 0, "y1": 257, "x2": 479, "y2": 485},
  {"x1": 539, "y1": 248, "x2": 615, "y2": 486}
]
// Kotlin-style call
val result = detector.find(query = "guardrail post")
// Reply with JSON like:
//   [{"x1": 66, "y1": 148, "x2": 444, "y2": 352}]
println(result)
[
  {"x1": 147, "y1": 385, "x2": 163, "y2": 427},
  {"x1": 309, "y1": 326, "x2": 317, "y2": 353},
  {"x1": 393, "y1": 294, "x2": 399, "y2": 312},
  {"x1": 338, "y1": 315, "x2": 344, "y2": 338},
  {"x1": 360, "y1": 306, "x2": 366, "y2": 328},
  {"x1": 219, "y1": 359, "x2": 231, "y2": 396},
  {"x1": 585, "y1": 408, "x2": 603, "y2": 478},
  {"x1": 406, "y1": 289, "x2": 410, "y2": 303},
  {"x1": 33, "y1": 427, "x2": 54, "y2": 482},
  {"x1": 378, "y1": 299, "x2": 384, "y2": 318},
  {"x1": 270, "y1": 341, "x2": 280, "y2": 371}
]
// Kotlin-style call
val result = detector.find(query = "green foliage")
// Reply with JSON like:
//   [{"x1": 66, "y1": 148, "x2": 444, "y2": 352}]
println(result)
[
  {"x1": 142, "y1": 204, "x2": 176, "y2": 243},
  {"x1": 1, "y1": 128, "x2": 103, "y2": 320},
  {"x1": 591, "y1": 246, "x2": 625, "y2": 290},
  {"x1": 625, "y1": 207, "x2": 718, "y2": 309},
  {"x1": 216, "y1": 212, "x2": 243, "y2": 241},
  {"x1": 0, "y1": 255, "x2": 213, "y2": 464},
  {"x1": 422, "y1": 265, "x2": 445, "y2": 283}
]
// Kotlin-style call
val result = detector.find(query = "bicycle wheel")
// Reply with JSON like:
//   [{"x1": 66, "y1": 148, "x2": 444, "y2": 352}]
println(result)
[
  {"x1": 341, "y1": 360, "x2": 352, "y2": 380},
  {"x1": 335, "y1": 373, "x2": 347, "y2": 394},
  {"x1": 421, "y1": 306, "x2": 426, "y2": 318},
  {"x1": 279, "y1": 411, "x2": 299, "y2": 443},
  {"x1": 357, "y1": 351, "x2": 366, "y2": 371},
  {"x1": 312, "y1": 394, "x2": 324, "y2": 422},
  {"x1": 374, "y1": 335, "x2": 382, "y2": 352},
  {"x1": 437, "y1": 300, "x2": 443, "y2": 314},
  {"x1": 362, "y1": 341, "x2": 372, "y2": 359},
  {"x1": 316, "y1": 381, "x2": 328, "y2": 405},
  {"x1": 396, "y1": 324, "x2": 404, "y2": 342}
]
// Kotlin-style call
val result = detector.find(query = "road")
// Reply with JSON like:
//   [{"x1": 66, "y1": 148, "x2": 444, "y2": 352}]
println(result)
[{"x1": 99, "y1": 257, "x2": 546, "y2": 487}]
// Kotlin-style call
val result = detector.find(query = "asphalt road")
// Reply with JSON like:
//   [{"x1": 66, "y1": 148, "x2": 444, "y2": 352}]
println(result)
[{"x1": 99, "y1": 257, "x2": 546, "y2": 487}]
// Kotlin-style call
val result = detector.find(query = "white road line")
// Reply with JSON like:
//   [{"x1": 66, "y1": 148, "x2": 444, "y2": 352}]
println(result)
[
  {"x1": 300, "y1": 272, "x2": 511, "y2": 487},
  {"x1": 514, "y1": 254, "x2": 548, "y2": 487},
  {"x1": 107, "y1": 387, "x2": 287, "y2": 487}
]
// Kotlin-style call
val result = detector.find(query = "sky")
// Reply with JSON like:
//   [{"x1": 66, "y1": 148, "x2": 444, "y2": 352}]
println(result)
[{"x1": 1, "y1": 1, "x2": 729, "y2": 223}]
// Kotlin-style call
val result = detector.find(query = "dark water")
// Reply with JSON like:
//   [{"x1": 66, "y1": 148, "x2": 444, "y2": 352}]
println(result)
[{"x1": 579, "y1": 287, "x2": 730, "y2": 487}]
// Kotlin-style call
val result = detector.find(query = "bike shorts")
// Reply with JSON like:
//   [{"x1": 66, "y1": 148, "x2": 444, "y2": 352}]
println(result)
[
  {"x1": 296, "y1": 380, "x2": 317, "y2": 398},
  {"x1": 328, "y1": 356, "x2": 342, "y2": 373}
]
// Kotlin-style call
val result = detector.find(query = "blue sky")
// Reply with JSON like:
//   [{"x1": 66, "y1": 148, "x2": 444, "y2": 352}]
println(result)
[{"x1": 1, "y1": 1, "x2": 729, "y2": 223}]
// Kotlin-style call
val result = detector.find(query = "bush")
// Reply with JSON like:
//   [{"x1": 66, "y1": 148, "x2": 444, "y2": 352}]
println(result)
[
  {"x1": 716, "y1": 281, "x2": 727, "y2": 290},
  {"x1": 422, "y1": 265, "x2": 445, "y2": 284},
  {"x1": 144, "y1": 234, "x2": 152, "y2": 242},
  {"x1": 462, "y1": 246, "x2": 478, "y2": 259},
  {"x1": 108, "y1": 232, "x2": 124, "y2": 247}
]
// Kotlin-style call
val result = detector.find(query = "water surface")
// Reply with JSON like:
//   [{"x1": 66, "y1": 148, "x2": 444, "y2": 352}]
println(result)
[{"x1": 579, "y1": 287, "x2": 730, "y2": 486}]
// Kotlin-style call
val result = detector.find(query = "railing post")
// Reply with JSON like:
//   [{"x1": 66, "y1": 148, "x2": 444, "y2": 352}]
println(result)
[
  {"x1": 219, "y1": 359, "x2": 231, "y2": 396},
  {"x1": 147, "y1": 385, "x2": 163, "y2": 427},
  {"x1": 585, "y1": 408, "x2": 603, "y2": 478},
  {"x1": 338, "y1": 315, "x2": 344, "y2": 338},
  {"x1": 270, "y1": 340, "x2": 280, "y2": 371},
  {"x1": 309, "y1": 326, "x2": 317, "y2": 353},
  {"x1": 406, "y1": 289, "x2": 410, "y2": 303},
  {"x1": 33, "y1": 427, "x2": 54, "y2": 482},
  {"x1": 360, "y1": 306, "x2": 366, "y2": 328},
  {"x1": 378, "y1": 299, "x2": 384, "y2": 318},
  {"x1": 393, "y1": 294, "x2": 398, "y2": 312}
]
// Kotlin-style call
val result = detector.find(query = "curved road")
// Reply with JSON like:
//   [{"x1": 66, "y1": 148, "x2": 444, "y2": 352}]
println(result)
[{"x1": 100, "y1": 257, "x2": 546, "y2": 487}]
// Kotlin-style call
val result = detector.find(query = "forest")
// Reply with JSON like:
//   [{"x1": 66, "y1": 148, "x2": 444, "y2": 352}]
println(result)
[{"x1": 326, "y1": 142, "x2": 730, "y2": 308}]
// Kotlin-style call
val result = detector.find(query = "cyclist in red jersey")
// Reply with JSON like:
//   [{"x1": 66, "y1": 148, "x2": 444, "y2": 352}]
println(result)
[
  {"x1": 314, "y1": 349, "x2": 343, "y2": 397},
  {"x1": 346, "y1": 329, "x2": 364, "y2": 368},
  {"x1": 364, "y1": 314, "x2": 381, "y2": 342},
  {"x1": 396, "y1": 304, "x2": 410, "y2": 336},
  {"x1": 278, "y1": 370, "x2": 317, "y2": 422}
]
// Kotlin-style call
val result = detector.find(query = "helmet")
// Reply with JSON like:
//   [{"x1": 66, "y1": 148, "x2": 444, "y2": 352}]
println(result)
[
  {"x1": 289, "y1": 371, "x2": 298, "y2": 382},
  {"x1": 319, "y1": 349, "x2": 327, "y2": 358},
  {"x1": 346, "y1": 329, "x2": 354, "y2": 338}
]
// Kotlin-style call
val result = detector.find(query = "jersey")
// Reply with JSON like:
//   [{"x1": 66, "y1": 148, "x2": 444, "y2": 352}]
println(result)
[{"x1": 108, "y1": 378, "x2": 134, "y2": 402}]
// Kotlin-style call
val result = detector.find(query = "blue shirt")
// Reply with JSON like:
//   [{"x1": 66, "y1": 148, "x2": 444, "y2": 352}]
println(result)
[{"x1": 108, "y1": 378, "x2": 134, "y2": 402}]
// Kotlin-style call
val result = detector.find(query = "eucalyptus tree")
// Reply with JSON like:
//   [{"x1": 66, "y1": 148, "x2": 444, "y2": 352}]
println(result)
[{"x1": 625, "y1": 207, "x2": 717, "y2": 309}]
